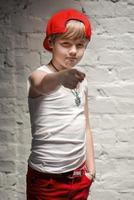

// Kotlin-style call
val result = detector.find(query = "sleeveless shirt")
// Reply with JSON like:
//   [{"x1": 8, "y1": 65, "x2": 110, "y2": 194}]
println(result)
[{"x1": 28, "y1": 65, "x2": 88, "y2": 173}]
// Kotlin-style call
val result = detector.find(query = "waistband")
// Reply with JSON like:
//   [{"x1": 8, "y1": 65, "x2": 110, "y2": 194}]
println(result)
[{"x1": 28, "y1": 162, "x2": 87, "y2": 179}]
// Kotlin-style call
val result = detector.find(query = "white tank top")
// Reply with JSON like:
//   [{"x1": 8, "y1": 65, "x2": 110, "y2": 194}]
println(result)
[{"x1": 28, "y1": 65, "x2": 88, "y2": 173}]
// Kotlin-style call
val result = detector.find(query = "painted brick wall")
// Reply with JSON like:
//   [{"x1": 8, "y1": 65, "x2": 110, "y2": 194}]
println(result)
[{"x1": 0, "y1": 0, "x2": 134, "y2": 199}]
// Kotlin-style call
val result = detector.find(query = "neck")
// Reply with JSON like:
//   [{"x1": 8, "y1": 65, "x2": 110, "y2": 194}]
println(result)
[
  {"x1": 49, "y1": 60, "x2": 60, "y2": 72},
  {"x1": 49, "y1": 60, "x2": 62, "y2": 72}
]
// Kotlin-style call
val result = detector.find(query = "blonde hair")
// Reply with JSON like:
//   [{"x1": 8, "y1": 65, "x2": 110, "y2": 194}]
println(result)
[{"x1": 49, "y1": 20, "x2": 87, "y2": 44}]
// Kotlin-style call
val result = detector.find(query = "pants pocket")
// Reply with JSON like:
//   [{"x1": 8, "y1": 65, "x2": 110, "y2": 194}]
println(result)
[{"x1": 84, "y1": 173, "x2": 93, "y2": 187}]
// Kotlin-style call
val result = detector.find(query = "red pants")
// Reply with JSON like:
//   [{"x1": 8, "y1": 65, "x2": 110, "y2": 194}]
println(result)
[{"x1": 26, "y1": 164, "x2": 93, "y2": 200}]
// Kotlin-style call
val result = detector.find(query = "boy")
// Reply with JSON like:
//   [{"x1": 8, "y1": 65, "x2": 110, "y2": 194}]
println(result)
[{"x1": 27, "y1": 8, "x2": 95, "y2": 200}]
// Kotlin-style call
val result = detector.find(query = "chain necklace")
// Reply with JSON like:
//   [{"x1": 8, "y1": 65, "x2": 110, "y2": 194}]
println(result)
[
  {"x1": 49, "y1": 60, "x2": 81, "y2": 107},
  {"x1": 49, "y1": 60, "x2": 59, "y2": 72}
]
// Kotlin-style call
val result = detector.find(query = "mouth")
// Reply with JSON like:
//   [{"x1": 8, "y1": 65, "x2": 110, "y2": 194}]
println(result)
[
  {"x1": 68, "y1": 57, "x2": 77, "y2": 59},
  {"x1": 67, "y1": 57, "x2": 77, "y2": 61}
]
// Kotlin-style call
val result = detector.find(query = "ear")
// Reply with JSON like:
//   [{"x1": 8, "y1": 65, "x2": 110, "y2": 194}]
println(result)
[{"x1": 48, "y1": 38, "x2": 53, "y2": 49}]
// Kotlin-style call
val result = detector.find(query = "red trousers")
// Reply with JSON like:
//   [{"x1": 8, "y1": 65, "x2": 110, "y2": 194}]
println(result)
[{"x1": 26, "y1": 164, "x2": 93, "y2": 200}]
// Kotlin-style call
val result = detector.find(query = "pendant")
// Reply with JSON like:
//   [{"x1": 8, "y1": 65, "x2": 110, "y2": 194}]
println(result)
[
  {"x1": 71, "y1": 89, "x2": 81, "y2": 106},
  {"x1": 75, "y1": 96, "x2": 81, "y2": 106}
]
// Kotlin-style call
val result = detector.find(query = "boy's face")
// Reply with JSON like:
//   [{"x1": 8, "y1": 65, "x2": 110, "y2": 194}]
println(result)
[{"x1": 50, "y1": 36, "x2": 88, "y2": 70}]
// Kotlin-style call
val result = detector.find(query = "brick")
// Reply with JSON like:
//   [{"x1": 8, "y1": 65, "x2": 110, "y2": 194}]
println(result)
[
  {"x1": 95, "y1": 159, "x2": 117, "y2": 177},
  {"x1": 16, "y1": 174, "x2": 26, "y2": 192},
  {"x1": 0, "y1": 161, "x2": 16, "y2": 173},
  {"x1": 2, "y1": 173, "x2": 17, "y2": 188},
  {"x1": 115, "y1": 98, "x2": 134, "y2": 114},
  {"x1": 27, "y1": 33, "x2": 44, "y2": 51},
  {"x1": 0, "y1": 117, "x2": 16, "y2": 131},
  {"x1": 16, "y1": 160, "x2": 28, "y2": 176},
  {"x1": 103, "y1": 144, "x2": 134, "y2": 159},
  {"x1": 89, "y1": 35, "x2": 116, "y2": 51},
  {"x1": 84, "y1": 1, "x2": 116, "y2": 17},
  {"x1": 127, "y1": 0, "x2": 134, "y2": 5},
  {"x1": 28, "y1": 0, "x2": 81, "y2": 19},
  {"x1": 0, "y1": 98, "x2": 16, "y2": 114},
  {"x1": 89, "y1": 97, "x2": 118, "y2": 114},
  {"x1": 93, "y1": 130, "x2": 117, "y2": 145},
  {"x1": 91, "y1": 114, "x2": 134, "y2": 130},
  {"x1": 0, "y1": 53, "x2": 5, "y2": 67},
  {"x1": 5, "y1": 49, "x2": 16, "y2": 67},
  {"x1": 0, "y1": 31, "x2": 27, "y2": 51},
  {"x1": 0, "y1": 83, "x2": 15, "y2": 98},
  {"x1": 119, "y1": 68, "x2": 134, "y2": 81},
  {"x1": 98, "y1": 17, "x2": 134, "y2": 34},
  {"x1": 16, "y1": 145, "x2": 30, "y2": 162},
  {"x1": 79, "y1": 47, "x2": 98, "y2": 66},
  {"x1": 91, "y1": 190, "x2": 119, "y2": 200},
  {"x1": 0, "y1": 67, "x2": 14, "y2": 82},
  {"x1": 0, "y1": 33, "x2": 13, "y2": 53},
  {"x1": 83, "y1": 66, "x2": 117, "y2": 83},
  {"x1": 0, "y1": 189, "x2": 7, "y2": 200},
  {"x1": 81, "y1": 48, "x2": 134, "y2": 68},
  {"x1": 90, "y1": 114, "x2": 117, "y2": 130},
  {"x1": 14, "y1": 33, "x2": 28, "y2": 49},
  {"x1": 119, "y1": 192, "x2": 134, "y2": 200},
  {"x1": 15, "y1": 50, "x2": 40, "y2": 70},
  {"x1": 115, "y1": 2, "x2": 134, "y2": 17},
  {"x1": 11, "y1": 14, "x2": 44, "y2": 33},
  {"x1": 115, "y1": 159, "x2": 134, "y2": 173},
  {"x1": 88, "y1": 115, "x2": 101, "y2": 129},
  {"x1": 40, "y1": 51, "x2": 52, "y2": 66},
  {"x1": 89, "y1": 83, "x2": 134, "y2": 97},
  {"x1": 114, "y1": 34, "x2": 134, "y2": 50},
  {"x1": 17, "y1": 128, "x2": 31, "y2": 144},
  {"x1": 94, "y1": 143, "x2": 104, "y2": 159},
  {"x1": 0, "y1": 129, "x2": 16, "y2": 144},
  {"x1": 0, "y1": 145, "x2": 16, "y2": 161},
  {"x1": 0, "y1": 189, "x2": 17, "y2": 200},
  {"x1": 116, "y1": 129, "x2": 134, "y2": 143},
  {"x1": 102, "y1": 173, "x2": 134, "y2": 190},
  {"x1": 111, "y1": 115, "x2": 134, "y2": 129},
  {"x1": 89, "y1": 34, "x2": 134, "y2": 51},
  {"x1": 96, "y1": 50, "x2": 134, "y2": 66}
]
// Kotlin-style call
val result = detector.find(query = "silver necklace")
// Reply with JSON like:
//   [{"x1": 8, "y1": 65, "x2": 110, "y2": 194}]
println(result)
[
  {"x1": 71, "y1": 89, "x2": 81, "y2": 106},
  {"x1": 50, "y1": 60, "x2": 81, "y2": 106}
]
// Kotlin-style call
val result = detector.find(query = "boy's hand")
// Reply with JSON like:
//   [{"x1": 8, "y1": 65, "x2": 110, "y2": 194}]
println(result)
[{"x1": 58, "y1": 69, "x2": 85, "y2": 89}]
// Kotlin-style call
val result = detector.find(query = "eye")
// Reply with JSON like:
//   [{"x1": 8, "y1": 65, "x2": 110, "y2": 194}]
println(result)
[
  {"x1": 77, "y1": 43, "x2": 84, "y2": 48},
  {"x1": 61, "y1": 42, "x2": 71, "y2": 47}
]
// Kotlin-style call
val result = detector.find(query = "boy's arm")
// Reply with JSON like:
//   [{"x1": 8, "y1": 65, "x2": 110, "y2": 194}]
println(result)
[
  {"x1": 29, "y1": 70, "x2": 61, "y2": 97},
  {"x1": 84, "y1": 92, "x2": 96, "y2": 180},
  {"x1": 28, "y1": 69, "x2": 85, "y2": 97}
]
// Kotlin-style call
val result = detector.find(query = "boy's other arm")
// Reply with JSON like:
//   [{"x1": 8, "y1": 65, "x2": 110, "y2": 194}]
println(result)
[{"x1": 84, "y1": 92, "x2": 96, "y2": 179}]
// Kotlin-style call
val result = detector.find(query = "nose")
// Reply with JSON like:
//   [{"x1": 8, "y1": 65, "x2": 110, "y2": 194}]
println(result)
[{"x1": 69, "y1": 45, "x2": 77, "y2": 55}]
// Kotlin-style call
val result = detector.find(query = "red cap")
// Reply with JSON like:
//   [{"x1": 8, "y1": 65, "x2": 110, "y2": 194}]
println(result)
[{"x1": 43, "y1": 8, "x2": 92, "y2": 51}]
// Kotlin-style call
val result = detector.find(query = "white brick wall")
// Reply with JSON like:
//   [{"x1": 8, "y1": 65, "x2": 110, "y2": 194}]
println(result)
[{"x1": 0, "y1": 0, "x2": 134, "y2": 199}]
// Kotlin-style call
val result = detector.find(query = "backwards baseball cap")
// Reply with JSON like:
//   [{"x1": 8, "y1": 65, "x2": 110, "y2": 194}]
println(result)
[{"x1": 43, "y1": 8, "x2": 92, "y2": 51}]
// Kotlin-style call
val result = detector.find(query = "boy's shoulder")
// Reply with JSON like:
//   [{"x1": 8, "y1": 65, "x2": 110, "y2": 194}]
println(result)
[
  {"x1": 36, "y1": 65, "x2": 48, "y2": 71},
  {"x1": 28, "y1": 65, "x2": 51, "y2": 79},
  {"x1": 36, "y1": 65, "x2": 52, "y2": 73}
]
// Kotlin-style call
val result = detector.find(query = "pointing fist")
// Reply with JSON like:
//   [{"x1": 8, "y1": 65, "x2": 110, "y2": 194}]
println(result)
[{"x1": 58, "y1": 68, "x2": 85, "y2": 89}]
